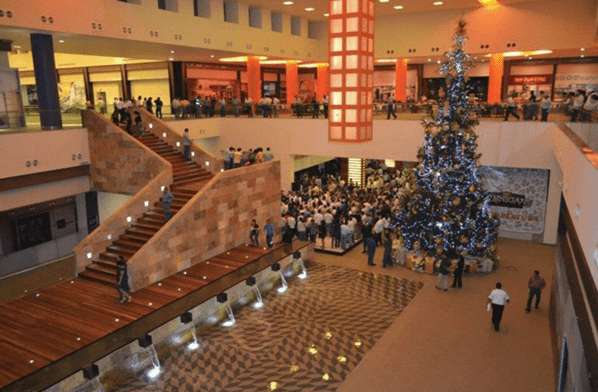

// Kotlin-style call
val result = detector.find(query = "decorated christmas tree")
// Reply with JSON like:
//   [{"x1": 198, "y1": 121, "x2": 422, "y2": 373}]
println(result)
[{"x1": 392, "y1": 21, "x2": 500, "y2": 258}]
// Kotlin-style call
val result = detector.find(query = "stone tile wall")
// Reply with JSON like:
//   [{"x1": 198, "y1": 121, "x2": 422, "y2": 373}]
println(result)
[
  {"x1": 74, "y1": 111, "x2": 173, "y2": 272},
  {"x1": 128, "y1": 161, "x2": 282, "y2": 290},
  {"x1": 82, "y1": 110, "x2": 172, "y2": 194},
  {"x1": 135, "y1": 108, "x2": 224, "y2": 173}
]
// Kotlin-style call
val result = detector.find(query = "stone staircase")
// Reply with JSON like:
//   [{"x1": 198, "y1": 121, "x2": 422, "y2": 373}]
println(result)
[{"x1": 78, "y1": 132, "x2": 214, "y2": 286}]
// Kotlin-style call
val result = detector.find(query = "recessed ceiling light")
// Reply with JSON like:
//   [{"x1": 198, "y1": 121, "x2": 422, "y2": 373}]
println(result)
[
  {"x1": 210, "y1": 54, "x2": 215, "y2": 58},
  {"x1": 427, "y1": 58, "x2": 431, "y2": 62},
  {"x1": 13, "y1": 45, "x2": 21, "y2": 49},
  {"x1": 305, "y1": 7, "x2": 314, "y2": 11},
  {"x1": 433, "y1": 1, "x2": 443, "y2": 5},
  {"x1": 283, "y1": 1, "x2": 293, "y2": 5},
  {"x1": 581, "y1": 48, "x2": 585, "y2": 51},
  {"x1": 379, "y1": 0, "x2": 390, "y2": 3},
  {"x1": 581, "y1": 55, "x2": 585, "y2": 58},
  {"x1": 437, "y1": 60, "x2": 441, "y2": 64},
  {"x1": 58, "y1": 40, "x2": 65, "y2": 43},
  {"x1": 324, "y1": 13, "x2": 329, "y2": 16},
  {"x1": 394, "y1": 5, "x2": 404, "y2": 9},
  {"x1": 170, "y1": 50, "x2": 174, "y2": 53},
  {"x1": 169, "y1": 57, "x2": 174, "y2": 61}
]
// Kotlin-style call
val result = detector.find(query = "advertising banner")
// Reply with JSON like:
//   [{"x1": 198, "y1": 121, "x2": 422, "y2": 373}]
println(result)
[{"x1": 480, "y1": 167, "x2": 549, "y2": 234}]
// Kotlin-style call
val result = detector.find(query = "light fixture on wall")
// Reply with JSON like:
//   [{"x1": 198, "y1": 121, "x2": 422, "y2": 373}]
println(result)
[
  {"x1": 87, "y1": 252, "x2": 92, "y2": 259},
  {"x1": 144, "y1": 201, "x2": 149, "y2": 207},
  {"x1": 127, "y1": 216, "x2": 132, "y2": 223},
  {"x1": 162, "y1": 132, "x2": 166, "y2": 138}
]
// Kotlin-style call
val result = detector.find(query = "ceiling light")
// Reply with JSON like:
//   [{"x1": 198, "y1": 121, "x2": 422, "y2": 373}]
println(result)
[
  {"x1": 283, "y1": 1, "x2": 293, "y2": 4},
  {"x1": 58, "y1": 40, "x2": 65, "y2": 43},
  {"x1": 324, "y1": 13, "x2": 329, "y2": 16},
  {"x1": 13, "y1": 45, "x2": 21, "y2": 49},
  {"x1": 379, "y1": 0, "x2": 390, "y2": 3},
  {"x1": 170, "y1": 50, "x2": 174, "y2": 53},
  {"x1": 305, "y1": 7, "x2": 314, "y2": 11},
  {"x1": 433, "y1": 1, "x2": 443, "y2": 5},
  {"x1": 394, "y1": 5, "x2": 404, "y2": 9},
  {"x1": 260, "y1": 60, "x2": 302, "y2": 65},
  {"x1": 581, "y1": 48, "x2": 585, "y2": 51},
  {"x1": 581, "y1": 55, "x2": 585, "y2": 58},
  {"x1": 220, "y1": 56, "x2": 268, "y2": 62},
  {"x1": 437, "y1": 60, "x2": 441, "y2": 64},
  {"x1": 169, "y1": 57, "x2": 174, "y2": 61},
  {"x1": 478, "y1": 0, "x2": 499, "y2": 9},
  {"x1": 375, "y1": 59, "x2": 397, "y2": 63},
  {"x1": 210, "y1": 55, "x2": 215, "y2": 58},
  {"x1": 427, "y1": 58, "x2": 431, "y2": 62}
]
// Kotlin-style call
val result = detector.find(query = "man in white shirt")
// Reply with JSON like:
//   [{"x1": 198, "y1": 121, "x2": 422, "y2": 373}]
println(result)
[
  {"x1": 272, "y1": 97, "x2": 280, "y2": 117},
  {"x1": 539, "y1": 92, "x2": 551, "y2": 122},
  {"x1": 503, "y1": 93, "x2": 520, "y2": 121},
  {"x1": 581, "y1": 94, "x2": 598, "y2": 122},
  {"x1": 487, "y1": 282, "x2": 510, "y2": 331},
  {"x1": 313, "y1": 211, "x2": 324, "y2": 226}
]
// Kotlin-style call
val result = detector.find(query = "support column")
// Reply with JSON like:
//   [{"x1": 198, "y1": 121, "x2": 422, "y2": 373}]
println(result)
[
  {"x1": 286, "y1": 61, "x2": 299, "y2": 105},
  {"x1": 488, "y1": 53, "x2": 504, "y2": 104},
  {"x1": 247, "y1": 56, "x2": 261, "y2": 104},
  {"x1": 316, "y1": 63, "x2": 329, "y2": 102},
  {"x1": 328, "y1": 0, "x2": 375, "y2": 142},
  {"x1": 395, "y1": 59, "x2": 408, "y2": 103},
  {"x1": 30, "y1": 33, "x2": 62, "y2": 129}
]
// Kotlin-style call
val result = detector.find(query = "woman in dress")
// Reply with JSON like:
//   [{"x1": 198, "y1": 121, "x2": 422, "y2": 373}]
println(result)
[{"x1": 116, "y1": 255, "x2": 132, "y2": 303}]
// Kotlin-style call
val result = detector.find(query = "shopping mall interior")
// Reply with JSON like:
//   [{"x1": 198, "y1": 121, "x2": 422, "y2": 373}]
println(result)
[{"x1": 0, "y1": 0, "x2": 598, "y2": 391}]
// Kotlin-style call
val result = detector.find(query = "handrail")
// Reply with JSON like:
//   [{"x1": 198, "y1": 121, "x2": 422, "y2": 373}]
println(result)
[{"x1": 72, "y1": 110, "x2": 173, "y2": 272}]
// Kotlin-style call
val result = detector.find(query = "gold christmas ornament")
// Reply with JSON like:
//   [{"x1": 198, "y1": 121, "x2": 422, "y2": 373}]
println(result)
[
  {"x1": 452, "y1": 198, "x2": 461, "y2": 206},
  {"x1": 469, "y1": 185, "x2": 476, "y2": 192},
  {"x1": 476, "y1": 242, "x2": 483, "y2": 249}
]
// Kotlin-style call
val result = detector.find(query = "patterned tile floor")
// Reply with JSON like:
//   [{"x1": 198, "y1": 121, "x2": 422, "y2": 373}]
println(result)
[{"x1": 115, "y1": 263, "x2": 423, "y2": 392}]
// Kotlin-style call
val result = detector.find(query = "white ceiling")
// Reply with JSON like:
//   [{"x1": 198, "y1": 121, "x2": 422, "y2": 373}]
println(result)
[{"x1": 244, "y1": 0, "x2": 546, "y2": 21}]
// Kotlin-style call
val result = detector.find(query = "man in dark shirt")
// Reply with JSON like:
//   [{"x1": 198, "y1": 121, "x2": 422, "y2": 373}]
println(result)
[
  {"x1": 452, "y1": 251, "x2": 466, "y2": 288},
  {"x1": 525, "y1": 270, "x2": 546, "y2": 312}
]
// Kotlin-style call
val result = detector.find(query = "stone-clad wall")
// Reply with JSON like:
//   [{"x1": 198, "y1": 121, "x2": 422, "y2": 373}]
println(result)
[
  {"x1": 128, "y1": 161, "x2": 282, "y2": 290},
  {"x1": 83, "y1": 110, "x2": 172, "y2": 194}
]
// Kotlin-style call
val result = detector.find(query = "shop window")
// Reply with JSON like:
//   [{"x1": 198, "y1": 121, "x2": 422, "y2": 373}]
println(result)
[
  {"x1": 194, "y1": 0, "x2": 211, "y2": 18},
  {"x1": 291, "y1": 16, "x2": 301, "y2": 36}
]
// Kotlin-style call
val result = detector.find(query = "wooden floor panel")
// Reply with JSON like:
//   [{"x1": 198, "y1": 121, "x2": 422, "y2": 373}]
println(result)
[{"x1": 0, "y1": 240, "x2": 310, "y2": 392}]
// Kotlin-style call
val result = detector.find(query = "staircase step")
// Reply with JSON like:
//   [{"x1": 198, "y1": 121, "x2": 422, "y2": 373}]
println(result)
[
  {"x1": 120, "y1": 233, "x2": 150, "y2": 244},
  {"x1": 113, "y1": 239, "x2": 143, "y2": 250},
  {"x1": 132, "y1": 222, "x2": 161, "y2": 231},
  {"x1": 174, "y1": 173, "x2": 212, "y2": 183},
  {"x1": 99, "y1": 252, "x2": 122, "y2": 262},
  {"x1": 86, "y1": 263, "x2": 117, "y2": 277},
  {"x1": 174, "y1": 167, "x2": 207, "y2": 177},
  {"x1": 140, "y1": 215, "x2": 166, "y2": 225},
  {"x1": 136, "y1": 219, "x2": 164, "y2": 229},
  {"x1": 126, "y1": 227, "x2": 155, "y2": 238},
  {"x1": 79, "y1": 270, "x2": 115, "y2": 285},
  {"x1": 107, "y1": 245, "x2": 137, "y2": 256},
  {"x1": 94, "y1": 258, "x2": 119, "y2": 269}
]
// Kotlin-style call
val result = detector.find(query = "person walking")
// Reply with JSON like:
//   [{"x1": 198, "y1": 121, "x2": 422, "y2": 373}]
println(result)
[
  {"x1": 172, "y1": 97, "x2": 180, "y2": 119},
  {"x1": 162, "y1": 186, "x2": 174, "y2": 223},
  {"x1": 386, "y1": 95, "x2": 397, "y2": 119},
  {"x1": 436, "y1": 252, "x2": 451, "y2": 291},
  {"x1": 224, "y1": 147, "x2": 234, "y2": 170},
  {"x1": 452, "y1": 250, "x2": 465, "y2": 288},
  {"x1": 232, "y1": 96, "x2": 241, "y2": 117},
  {"x1": 145, "y1": 96, "x2": 153, "y2": 114},
  {"x1": 183, "y1": 128, "x2": 192, "y2": 161},
  {"x1": 134, "y1": 111, "x2": 143, "y2": 137},
  {"x1": 382, "y1": 228, "x2": 393, "y2": 268},
  {"x1": 154, "y1": 97, "x2": 163, "y2": 119},
  {"x1": 525, "y1": 270, "x2": 546, "y2": 313},
  {"x1": 504, "y1": 93, "x2": 520, "y2": 121},
  {"x1": 116, "y1": 255, "x2": 132, "y2": 303},
  {"x1": 539, "y1": 92, "x2": 551, "y2": 122},
  {"x1": 264, "y1": 219, "x2": 275, "y2": 248},
  {"x1": 219, "y1": 97, "x2": 227, "y2": 117},
  {"x1": 249, "y1": 219, "x2": 260, "y2": 246},
  {"x1": 488, "y1": 282, "x2": 510, "y2": 331},
  {"x1": 366, "y1": 235, "x2": 377, "y2": 266},
  {"x1": 361, "y1": 220, "x2": 373, "y2": 253}
]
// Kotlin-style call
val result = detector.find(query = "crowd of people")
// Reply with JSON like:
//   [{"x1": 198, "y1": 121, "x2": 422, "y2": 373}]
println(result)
[{"x1": 222, "y1": 147, "x2": 275, "y2": 170}]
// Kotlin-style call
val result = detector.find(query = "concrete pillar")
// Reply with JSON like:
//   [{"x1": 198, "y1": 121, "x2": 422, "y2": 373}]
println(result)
[{"x1": 30, "y1": 33, "x2": 62, "y2": 129}]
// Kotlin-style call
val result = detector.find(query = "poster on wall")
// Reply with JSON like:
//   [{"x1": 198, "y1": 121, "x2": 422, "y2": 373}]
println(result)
[
  {"x1": 480, "y1": 167, "x2": 549, "y2": 234},
  {"x1": 554, "y1": 73, "x2": 598, "y2": 99}
]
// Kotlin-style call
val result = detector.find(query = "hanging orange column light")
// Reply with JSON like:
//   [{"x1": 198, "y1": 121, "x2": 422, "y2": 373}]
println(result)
[
  {"x1": 395, "y1": 59, "x2": 408, "y2": 103},
  {"x1": 286, "y1": 61, "x2": 299, "y2": 105},
  {"x1": 316, "y1": 63, "x2": 329, "y2": 103},
  {"x1": 487, "y1": 53, "x2": 504, "y2": 104},
  {"x1": 328, "y1": 0, "x2": 375, "y2": 143},
  {"x1": 247, "y1": 56, "x2": 261, "y2": 104}
]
